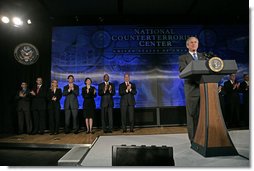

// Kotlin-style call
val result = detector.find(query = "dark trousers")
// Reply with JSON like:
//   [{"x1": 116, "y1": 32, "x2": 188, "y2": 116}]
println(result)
[
  {"x1": 120, "y1": 105, "x2": 134, "y2": 131},
  {"x1": 65, "y1": 109, "x2": 78, "y2": 132},
  {"x1": 32, "y1": 110, "x2": 45, "y2": 134},
  {"x1": 48, "y1": 107, "x2": 60, "y2": 134},
  {"x1": 243, "y1": 99, "x2": 249, "y2": 127},
  {"x1": 227, "y1": 100, "x2": 240, "y2": 127},
  {"x1": 101, "y1": 106, "x2": 113, "y2": 131},
  {"x1": 17, "y1": 109, "x2": 32, "y2": 134},
  {"x1": 185, "y1": 96, "x2": 200, "y2": 142}
]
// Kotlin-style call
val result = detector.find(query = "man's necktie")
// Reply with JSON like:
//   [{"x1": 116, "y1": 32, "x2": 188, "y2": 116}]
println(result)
[
  {"x1": 37, "y1": 85, "x2": 40, "y2": 94},
  {"x1": 193, "y1": 53, "x2": 198, "y2": 60}
]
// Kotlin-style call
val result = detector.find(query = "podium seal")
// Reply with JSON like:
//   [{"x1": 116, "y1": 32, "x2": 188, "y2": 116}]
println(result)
[{"x1": 208, "y1": 57, "x2": 224, "y2": 72}]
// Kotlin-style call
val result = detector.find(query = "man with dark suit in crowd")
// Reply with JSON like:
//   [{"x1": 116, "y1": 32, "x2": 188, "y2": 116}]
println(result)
[
  {"x1": 30, "y1": 77, "x2": 47, "y2": 134},
  {"x1": 178, "y1": 36, "x2": 205, "y2": 143},
  {"x1": 224, "y1": 73, "x2": 240, "y2": 127},
  {"x1": 16, "y1": 82, "x2": 32, "y2": 134},
  {"x1": 218, "y1": 84, "x2": 226, "y2": 124},
  {"x1": 63, "y1": 75, "x2": 79, "y2": 134},
  {"x1": 239, "y1": 73, "x2": 249, "y2": 127},
  {"x1": 119, "y1": 73, "x2": 137, "y2": 133},
  {"x1": 98, "y1": 74, "x2": 116, "y2": 133}
]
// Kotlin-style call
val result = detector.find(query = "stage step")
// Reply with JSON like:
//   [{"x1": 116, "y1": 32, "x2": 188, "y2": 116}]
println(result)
[{"x1": 58, "y1": 146, "x2": 89, "y2": 166}]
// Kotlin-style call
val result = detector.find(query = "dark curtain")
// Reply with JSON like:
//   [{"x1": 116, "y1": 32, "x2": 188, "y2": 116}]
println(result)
[{"x1": 0, "y1": 21, "x2": 52, "y2": 134}]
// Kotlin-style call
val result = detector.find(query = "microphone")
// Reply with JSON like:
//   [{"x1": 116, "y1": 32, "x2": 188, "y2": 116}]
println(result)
[{"x1": 203, "y1": 51, "x2": 216, "y2": 60}]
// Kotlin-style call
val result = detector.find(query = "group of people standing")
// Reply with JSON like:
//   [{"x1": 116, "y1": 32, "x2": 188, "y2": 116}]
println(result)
[
  {"x1": 16, "y1": 73, "x2": 137, "y2": 135},
  {"x1": 219, "y1": 73, "x2": 249, "y2": 128}
]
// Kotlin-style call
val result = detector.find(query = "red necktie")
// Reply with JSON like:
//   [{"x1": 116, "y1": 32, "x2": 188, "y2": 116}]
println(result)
[{"x1": 37, "y1": 85, "x2": 40, "y2": 94}]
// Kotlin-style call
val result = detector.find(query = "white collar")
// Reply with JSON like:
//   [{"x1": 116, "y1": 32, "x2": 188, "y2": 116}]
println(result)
[{"x1": 189, "y1": 51, "x2": 197, "y2": 56}]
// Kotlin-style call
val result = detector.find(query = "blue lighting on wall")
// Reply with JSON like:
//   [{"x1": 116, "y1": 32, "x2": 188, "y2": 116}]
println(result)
[{"x1": 51, "y1": 25, "x2": 249, "y2": 109}]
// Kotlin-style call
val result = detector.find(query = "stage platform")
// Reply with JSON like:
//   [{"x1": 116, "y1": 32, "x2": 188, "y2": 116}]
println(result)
[
  {"x1": 0, "y1": 127, "x2": 250, "y2": 166},
  {"x1": 0, "y1": 126, "x2": 187, "y2": 145},
  {"x1": 81, "y1": 130, "x2": 250, "y2": 167}
]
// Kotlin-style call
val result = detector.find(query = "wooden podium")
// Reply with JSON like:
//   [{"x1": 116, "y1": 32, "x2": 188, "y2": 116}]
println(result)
[{"x1": 179, "y1": 60, "x2": 238, "y2": 157}]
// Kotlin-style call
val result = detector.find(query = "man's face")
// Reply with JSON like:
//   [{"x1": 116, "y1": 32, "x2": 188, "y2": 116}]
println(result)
[
  {"x1": 124, "y1": 74, "x2": 130, "y2": 82},
  {"x1": 230, "y1": 74, "x2": 236, "y2": 81},
  {"x1": 68, "y1": 77, "x2": 74, "y2": 83},
  {"x1": 187, "y1": 37, "x2": 199, "y2": 52},
  {"x1": 104, "y1": 74, "x2": 109, "y2": 82},
  {"x1": 21, "y1": 82, "x2": 27, "y2": 89},
  {"x1": 244, "y1": 75, "x2": 249, "y2": 81},
  {"x1": 36, "y1": 78, "x2": 42, "y2": 85}
]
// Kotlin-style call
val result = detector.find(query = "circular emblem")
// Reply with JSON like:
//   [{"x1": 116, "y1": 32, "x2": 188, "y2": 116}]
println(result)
[
  {"x1": 208, "y1": 57, "x2": 224, "y2": 72},
  {"x1": 14, "y1": 43, "x2": 39, "y2": 65},
  {"x1": 91, "y1": 31, "x2": 111, "y2": 49}
]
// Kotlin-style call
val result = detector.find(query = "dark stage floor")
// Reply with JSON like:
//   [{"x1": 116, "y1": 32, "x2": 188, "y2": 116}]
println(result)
[{"x1": 0, "y1": 148, "x2": 68, "y2": 166}]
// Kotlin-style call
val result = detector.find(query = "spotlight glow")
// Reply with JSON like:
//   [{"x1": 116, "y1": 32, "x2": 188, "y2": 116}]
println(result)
[
  {"x1": 12, "y1": 17, "x2": 23, "y2": 27},
  {"x1": 1, "y1": 16, "x2": 10, "y2": 23},
  {"x1": 27, "y1": 19, "x2": 32, "y2": 24}
]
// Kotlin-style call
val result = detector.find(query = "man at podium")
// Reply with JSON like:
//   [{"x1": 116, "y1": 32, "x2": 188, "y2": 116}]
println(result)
[{"x1": 178, "y1": 36, "x2": 206, "y2": 143}]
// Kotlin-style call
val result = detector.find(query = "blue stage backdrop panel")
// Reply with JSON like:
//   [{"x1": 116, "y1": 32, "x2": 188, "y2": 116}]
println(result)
[{"x1": 51, "y1": 25, "x2": 249, "y2": 109}]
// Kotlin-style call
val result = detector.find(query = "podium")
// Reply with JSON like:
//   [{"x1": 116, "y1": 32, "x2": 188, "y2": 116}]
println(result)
[{"x1": 179, "y1": 60, "x2": 238, "y2": 157}]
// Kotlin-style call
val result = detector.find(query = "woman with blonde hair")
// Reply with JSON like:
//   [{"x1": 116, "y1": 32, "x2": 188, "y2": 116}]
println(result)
[{"x1": 47, "y1": 79, "x2": 62, "y2": 135}]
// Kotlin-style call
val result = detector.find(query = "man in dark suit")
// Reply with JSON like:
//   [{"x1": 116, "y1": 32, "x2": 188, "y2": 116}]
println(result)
[
  {"x1": 178, "y1": 36, "x2": 205, "y2": 143},
  {"x1": 30, "y1": 77, "x2": 47, "y2": 134},
  {"x1": 63, "y1": 75, "x2": 79, "y2": 134},
  {"x1": 239, "y1": 74, "x2": 249, "y2": 127},
  {"x1": 119, "y1": 73, "x2": 137, "y2": 133},
  {"x1": 16, "y1": 82, "x2": 32, "y2": 134},
  {"x1": 98, "y1": 74, "x2": 116, "y2": 133},
  {"x1": 224, "y1": 74, "x2": 240, "y2": 127}
]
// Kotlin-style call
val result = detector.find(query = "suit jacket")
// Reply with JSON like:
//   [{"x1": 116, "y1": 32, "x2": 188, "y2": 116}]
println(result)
[
  {"x1": 82, "y1": 86, "x2": 96, "y2": 108},
  {"x1": 239, "y1": 81, "x2": 249, "y2": 101},
  {"x1": 63, "y1": 84, "x2": 79, "y2": 109},
  {"x1": 178, "y1": 52, "x2": 205, "y2": 97},
  {"x1": 16, "y1": 88, "x2": 30, "y2": 111},
  {"x1": 31, "y1": 84, "x2": 47, "y2": 110},
  {"x1": 47, "y1": 88, "x2": 62, "y2": 110},
  {"x1": 119, "y1": 82, "x2": 137, "y2": 106},
  {"x1": 98, "y1": 82, "x2": 115, "y2": 108},
  {"x1": 224, "y1": 80, "x2": 240, "y2": 104}
]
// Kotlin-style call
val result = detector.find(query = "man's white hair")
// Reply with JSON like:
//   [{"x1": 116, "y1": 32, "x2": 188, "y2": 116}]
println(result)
[{"x1": 186, "y1": 36, "x2": 199, "y2": 46}]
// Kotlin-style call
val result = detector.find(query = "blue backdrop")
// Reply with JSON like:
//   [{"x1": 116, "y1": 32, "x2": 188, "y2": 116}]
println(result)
[{"x1": 51, "y1": 25, "x2": 249, "y2": 109}]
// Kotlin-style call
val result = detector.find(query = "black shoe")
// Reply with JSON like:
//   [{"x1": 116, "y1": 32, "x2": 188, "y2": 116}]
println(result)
[
  {"x1": 103, "y1": 130, "x2": 108, "y2": 133},
  {"x1": 130, "y1": 129, "x2": 134, "y2": 132},
  {"x1": 86, "y1": 131, "x2": 90, "y2": 134},
  {"x1": 31, "y1": 131, "x2": 37, "y2": 135},
  {"x1": 74, "y1": 131, "x2": 79, "y2": 134},
  {"x1": 108, "y1": 130, "x2": 112, "y2": 133},
  {"x1": 65, "y1": 131, "x2": 70, "y2": 134},
  {"x1": 49, "y1": 133, "x2": 54, "y2": 135},
  {"x1": 90, "y1": 130, "x2": 95, "y2": 134},
  {"x1": 123, "y1": 130, "x2": 127, "y2": 133}
]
